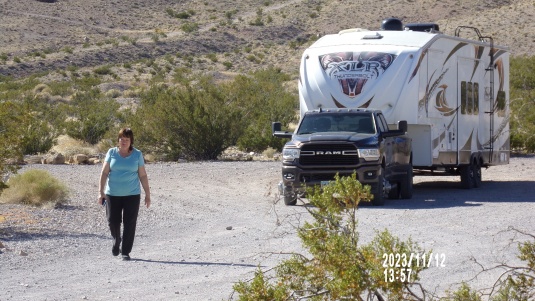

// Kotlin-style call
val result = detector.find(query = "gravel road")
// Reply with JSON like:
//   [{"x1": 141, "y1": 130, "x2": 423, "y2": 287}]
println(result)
[{"x1": 1, "y1": 156, "x2": 534, "y2": 300}]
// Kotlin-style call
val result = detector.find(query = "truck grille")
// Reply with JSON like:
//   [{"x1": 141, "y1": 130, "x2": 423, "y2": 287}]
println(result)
[{"x1": 299, "y1": 144, "x2": 358, "y2": 166}]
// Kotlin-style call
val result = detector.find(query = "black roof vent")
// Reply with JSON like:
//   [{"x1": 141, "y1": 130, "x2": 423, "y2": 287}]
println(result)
[
  {"x1": 404, "y1": 23, "x2": 440, "y2": 32},
  {"x1": 381, "y1": 18, "x2": 403, "y2": 31}
]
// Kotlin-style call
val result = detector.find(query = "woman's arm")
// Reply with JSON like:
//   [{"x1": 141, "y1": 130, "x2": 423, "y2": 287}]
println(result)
[
  {"x1": 138, "y1": 165, "x2": 151, "y2": 208},
  {"x1": 98, "y1": 162, "x2": 110, "y2": 205}
]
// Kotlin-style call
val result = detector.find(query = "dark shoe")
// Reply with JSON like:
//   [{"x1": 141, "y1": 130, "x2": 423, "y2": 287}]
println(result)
[
  {"x1": 122, "y1": 254, "x2": 131, "y2": 261},
  {"x1": 112, "y1": 245, "x2": 120, "y2": 256}
]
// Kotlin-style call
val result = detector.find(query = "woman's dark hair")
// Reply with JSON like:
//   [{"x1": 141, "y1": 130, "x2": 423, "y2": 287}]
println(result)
[{"x1": 118, "y1": 128, "x2": 134, "y2": 151}]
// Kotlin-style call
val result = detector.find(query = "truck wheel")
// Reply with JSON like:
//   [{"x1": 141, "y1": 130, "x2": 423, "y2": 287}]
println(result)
[
  {"x1": 460, "y1": 164, "x2": 474, "y2": 189},
  {"x1": 400, "y1": 166, "x2": 413, "y2": 199},
  {"x1": 280, "y1": 184, "x2": 298, "y2": 206},
  {"x1": 284, "y1": 194, "x2": 297, "y2": 206},
  {"x1": 372, "y1": 171, "x2": 386, "y2": 206}
]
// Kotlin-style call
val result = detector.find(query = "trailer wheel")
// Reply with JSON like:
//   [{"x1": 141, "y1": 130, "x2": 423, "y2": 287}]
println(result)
[
  {"x1": 372, "y1": 168, "x2": 386, "y2": 206},
  {"x1": 472, "y1": 160, "x2": 482, "y2": 188},
  {"x1": 388, "y1": 183, "x2": 400, "y2": 199},
  {"x1": 400, "y1": 165, "x2": 413, "y2": 199},
  {"x1": 460, "y1": 164, "x2": 475, "y2": 189}
]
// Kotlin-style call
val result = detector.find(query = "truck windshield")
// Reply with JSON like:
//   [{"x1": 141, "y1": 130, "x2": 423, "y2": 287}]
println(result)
[{"x1": 297, "y1": 113, "x2": 376, "y2": 134}]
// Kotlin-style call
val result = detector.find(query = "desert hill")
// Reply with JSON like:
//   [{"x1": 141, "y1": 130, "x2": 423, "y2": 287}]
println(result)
[{"x1": 0, "y1": 0, "x2": 533, "y2": 78}]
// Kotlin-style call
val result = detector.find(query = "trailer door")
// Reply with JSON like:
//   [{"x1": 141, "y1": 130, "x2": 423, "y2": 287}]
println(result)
[
  {"x1": 427, "y1": 48, "x2": 458, "y2": 165},
  {"x1": 457, "y1": 56, "x2": 480, "y2": 165}
]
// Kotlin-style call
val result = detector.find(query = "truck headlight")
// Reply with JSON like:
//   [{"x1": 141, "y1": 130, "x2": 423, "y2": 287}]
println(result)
[
  {"x1": 358, "y1": 148, "x2": 380, "y2": 161},
  {"x1": 282, "y1": 148, "x2": 300, "y2": 160}
]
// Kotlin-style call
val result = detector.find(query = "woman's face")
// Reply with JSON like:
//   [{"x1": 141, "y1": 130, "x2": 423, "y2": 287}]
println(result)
[{"x1": 119, "y1": 136, "x2": 131, "y2": 149}]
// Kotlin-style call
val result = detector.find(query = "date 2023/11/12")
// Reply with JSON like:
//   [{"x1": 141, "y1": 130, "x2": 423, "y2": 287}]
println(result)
[{"x1": 382, "y1": 253, "x2": 446, "y2": 283}]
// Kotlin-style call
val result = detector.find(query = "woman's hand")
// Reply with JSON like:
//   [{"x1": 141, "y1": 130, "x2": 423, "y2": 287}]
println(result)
[
  {"x1": 98, "y1": 193, "x2": 106, "y2": 206},
  {"x1": 144, "y1": 195, "x2": 151, "y2": 208}
]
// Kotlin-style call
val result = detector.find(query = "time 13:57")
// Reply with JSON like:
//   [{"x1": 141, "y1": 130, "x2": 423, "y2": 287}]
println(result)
[{"x1": 384, "y1": 268, "x2": 413, "y2": 282}]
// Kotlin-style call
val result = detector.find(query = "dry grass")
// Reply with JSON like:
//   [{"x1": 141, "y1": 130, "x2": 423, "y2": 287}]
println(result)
[
  {"x1": 0, "y1": 169, "x2": 69, "y2": 208},
  {"x1": 50, "y1": 135, "x2": 100, "y2": 157}
]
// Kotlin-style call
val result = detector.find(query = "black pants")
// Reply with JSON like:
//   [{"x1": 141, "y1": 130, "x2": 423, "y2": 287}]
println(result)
[{"x1": 106, "y1": 194, "x2": 140, "y2": 256}]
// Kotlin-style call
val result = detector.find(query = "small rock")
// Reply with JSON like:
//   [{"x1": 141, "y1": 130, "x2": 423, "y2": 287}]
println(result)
[
  {"x1": 0, "y1": 241, "x2": 4, "y2": 248},
  {"x1": 226, "y1": 226, "x2": 233, "y2": 230},
  {"x1": 19, "y1": 250, "x2": 28, "y2": 256}
]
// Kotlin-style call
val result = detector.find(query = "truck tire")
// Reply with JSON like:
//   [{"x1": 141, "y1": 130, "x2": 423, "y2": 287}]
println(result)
[
  {"x1": 400, "y1": 165, "x2": 413, "y2": 199},
  {"x1": 284, "y1": 194, "x2": 297, "y2": 206},
  {"x1": 372, "y1": 169, "x2": 386, "y2": 206},
  {"x1": 280, "y1": 184, "x2": 298, "y2": 206}
]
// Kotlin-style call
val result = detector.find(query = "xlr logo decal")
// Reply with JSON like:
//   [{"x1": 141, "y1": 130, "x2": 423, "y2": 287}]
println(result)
[{"x1": 319, "y1": 52, "x2": 397, "y2": 98}]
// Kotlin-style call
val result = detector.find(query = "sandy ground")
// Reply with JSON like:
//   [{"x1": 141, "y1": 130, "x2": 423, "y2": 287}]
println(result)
[{"x1": 1, "y1": 156, "x2": 534, "y2": 300}]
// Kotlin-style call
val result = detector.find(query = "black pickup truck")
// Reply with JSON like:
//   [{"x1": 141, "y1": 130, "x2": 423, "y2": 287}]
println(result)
[{"x1": 272, "y1": 108, "x2": 413, "y2": 206}]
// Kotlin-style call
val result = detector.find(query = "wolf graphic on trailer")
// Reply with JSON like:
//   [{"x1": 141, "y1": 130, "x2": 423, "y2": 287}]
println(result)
[{"x1": 299, "y1": 18, "x2": 510, "y2": 188}]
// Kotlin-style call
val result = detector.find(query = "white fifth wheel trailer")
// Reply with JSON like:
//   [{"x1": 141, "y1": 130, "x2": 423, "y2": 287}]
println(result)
[{"x1": 298, "y1": 18, "x2": 510, "y2": 188}]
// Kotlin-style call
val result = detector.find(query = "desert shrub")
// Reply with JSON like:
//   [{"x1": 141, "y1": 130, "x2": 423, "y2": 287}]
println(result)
[
  {"x1": 233, "y1": 173, "x2": 428, "y2": 300},
  {"x1": 442, "y1": 283, "x2": 481, "y2": 301},
  {"x1": 105, "y1": 89, "x2": 122, "y2": 98},
  {"x1": 250, "y1": 8, "x2": 264, "y2": 26},
  {"x1": 20, "y1": 113, "x2": 58, "y2": 155},
  {"x1": 94, "y1": 65, "x2": 114, "y2": 76},
  {"x1": 62, "y1": 46, "x2": 73, "y2": 54},
  {"x1": 50, "y1": 135, "x2": 99, "y2": 157},
  {"x1": 73, "y1": 73, "x2": 102, "y2": 90},
  {"x1": 130, "y1": 68, "x2": 296, "y2": 160},
  {"x1": 181, "y1": 22, "x2": 199, "y2": 33},
  {"x1": 0, "y1": 101, "x2": 25, "y2": 190},
  {"x1": 167, "y1": 9, "x2": 195, "y2": 19},
  {"x1": 47, "y1": 81, "x2": 73, "y2": 97},
  {"x1": 0, "y1": 169, "x2": 68, "y2": 207},
  {"x1": 510, "y1": 55, "x2": 535, "y2": 153},
  {"x1": 63, "y1": 88, "x2": 120, "y2": 144},
  {"x1": 33, "y1": 83, "x2": 51, "y2": 94},
  {"x1": 231, "y1": 68, "x2": 297, "y2": 152},
  {"x1": 131, "y1": 76, "x2": 243, "y2": 160},
  {"x1": 262, "y1": 147, "x2": 277, "y2": 159},
  {"x1": 223, "y1": 61, "x2": 233, "y2": 70}
]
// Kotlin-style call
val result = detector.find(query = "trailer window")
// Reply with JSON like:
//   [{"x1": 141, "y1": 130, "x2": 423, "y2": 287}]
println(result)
[
  {"x1": 496, "y1": 90, "x2": 506, "y2": 117},
  {"x1": 461, "y1": 81, "x2": 479, "y2": 115}
]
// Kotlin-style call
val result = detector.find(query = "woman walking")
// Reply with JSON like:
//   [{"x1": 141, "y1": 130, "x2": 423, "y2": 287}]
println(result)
[{"x1": 98, "y1": 128, "x2": 151, "y2": 261}]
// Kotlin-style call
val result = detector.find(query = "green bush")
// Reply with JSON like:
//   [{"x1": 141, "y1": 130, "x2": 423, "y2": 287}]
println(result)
[
  {"x1": 181, "y1": 22, "x2": 199, "y2": 33},
  {"x1": 130, "y1": 68, "x2": 296, "y2": 160},
  {"x1": 0, "y1": 101, "x2": 25, "y2": 190},
  {"x1": 231, "y1": 68, "x2": 297, "y2": 152},
  {"x1": 63, "y1": 88, "x2": 120, "y2": 144},
  {"x1": 233, "y1": 173, "x2": 428, "y2": 300},
  {"x1": 0, "y1": 169, "x2": 69, "y2": 207},
  {"x1": 20, "y1": 114, "x2": 57, "y2": 155},
  {"x1": 94, "y1": 65, "x2": 114, "y2": 76},
  {"x1": 510, "y1": 56, "x2": 535, "y2": 152},
  {"x1": 131, "y1": 77, "x2": 244, "y2": 160}
]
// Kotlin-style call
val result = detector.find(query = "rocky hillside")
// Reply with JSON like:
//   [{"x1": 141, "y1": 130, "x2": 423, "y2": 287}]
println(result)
[{"x1": 0, "y1": 0, "x2": 533, "y2": 78}]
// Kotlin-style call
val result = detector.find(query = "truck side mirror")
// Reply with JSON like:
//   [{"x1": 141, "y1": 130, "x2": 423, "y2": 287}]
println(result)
[
  {"x1": 272, "y1": 121, "x2": 293, "y2": 139},
  {"x1": 272, "y1": 122, "x2": 282, "y2": 133},
  {"x1": 398, "y1": 120, "x2": 407, "y2": 133}
]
